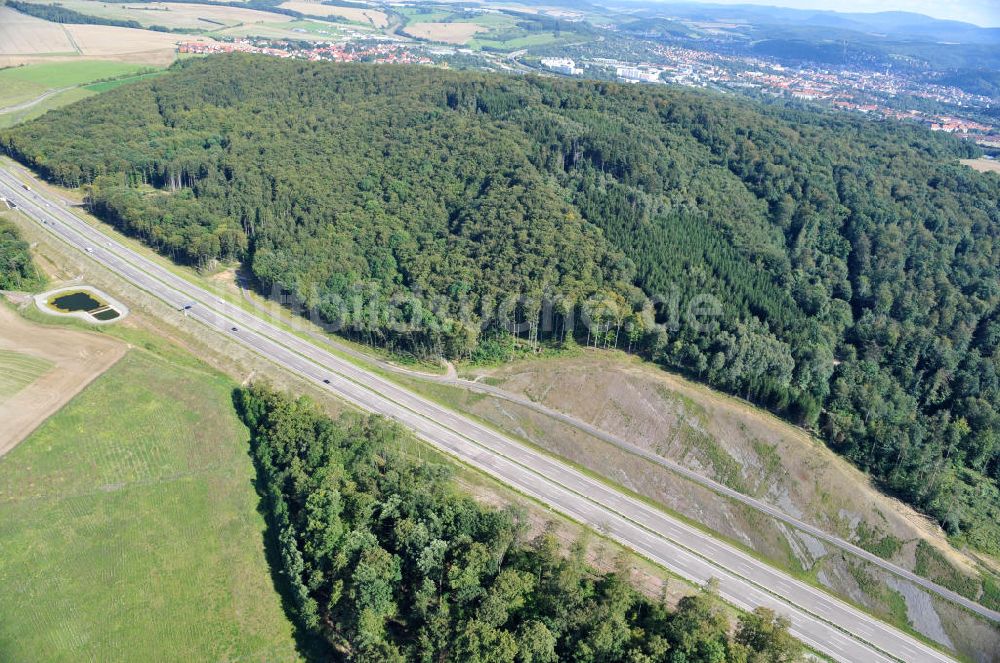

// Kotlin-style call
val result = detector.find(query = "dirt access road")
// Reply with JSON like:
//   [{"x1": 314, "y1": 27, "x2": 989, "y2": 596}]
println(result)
[{"x1": 0, "y1": 301, "x2": 126, "y2": 456}]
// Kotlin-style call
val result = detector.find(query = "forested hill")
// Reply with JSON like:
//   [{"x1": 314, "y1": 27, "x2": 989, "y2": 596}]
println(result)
[{"x1": 3, "y1": 55, "x2": 1000, "y2": 559}]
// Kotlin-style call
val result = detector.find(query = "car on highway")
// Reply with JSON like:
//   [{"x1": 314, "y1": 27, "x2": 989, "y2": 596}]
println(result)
[
  {"x1": 231, "y1": 327, "x2": 238, "y2": 332},
  {"x1": 323, "y1": 379, "x2": 331, "y2": 384}
]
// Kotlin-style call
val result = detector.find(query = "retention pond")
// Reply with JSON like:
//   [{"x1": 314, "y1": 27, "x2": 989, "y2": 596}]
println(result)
[{"x1": 35, "y1": 286, "x2": 127, "y2": 324}]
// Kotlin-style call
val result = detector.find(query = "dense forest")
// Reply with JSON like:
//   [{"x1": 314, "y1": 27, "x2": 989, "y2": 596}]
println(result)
[
  {"x1": 3, "y1": 55, "x2": 999, "y2": 559},
  {"x1": 236, "y1": 384, "x2": 803, "y2": 662},
  {"x1": 0, "y1": 218, "x2": 42, "y2": 291}
]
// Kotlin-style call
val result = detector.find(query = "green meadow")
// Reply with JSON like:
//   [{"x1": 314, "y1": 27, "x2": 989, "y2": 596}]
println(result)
[
  {"x1": 0, "y1": 61, "x2": 158, "y2": 128},
  {"x1": 0, "y1": 349, "x2": 302, "y2": 661}
]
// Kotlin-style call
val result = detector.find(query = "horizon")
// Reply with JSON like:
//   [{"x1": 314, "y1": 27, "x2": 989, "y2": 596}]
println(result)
[{"x1": 644, "y1": 0, "x2": 1000, "y2": 28}]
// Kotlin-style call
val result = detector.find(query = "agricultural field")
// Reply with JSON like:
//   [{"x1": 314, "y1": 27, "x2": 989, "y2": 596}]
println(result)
[
  {"x1": 0, "y1": 6, "x2": 77, "y2": 58},
  {"x1": 13, "y1": 0, "x2": 296, "y2": 30},
  {"x1": 0, "y1": 303, "x2": 125, "y2": 457},
  {"x1": 0, "y1": 347, "x2": 301, "y2": 661},
  {"x1": 278, "y1": 0, "x2": 388, "y2": 27},
  {"x1": 0, "y1": 4, "x2": 217, "y2": 68},
  {"x1": 403, "y1": 21, "x2": 486, "y2": 44},
  {"x1": 396, "y1": 6, "x2": 454, "y2": 23},
  {"x1": 961, "y1": 157, "x2": 1000, "y2": 173},
  {"x1": 397, "y1": 8, "x2": 545, "y2": 46},
  {"x1": 215, "y1": 18, "x2": 346, "y2": 41},
  {"x1": 0, "y1": 60, "x2": 156, "y2": 128},
  {"x1": 0, "y1": 87, "x2": 95, "y2": 129},
  {"x1": 0, "y1": 60, "x2": 149, "y2": 103},
  {"x1": 470, "y1": 30, "x2": 564, "y2": 50},
  {"x1": 62, "y1": 24, "x2": 209, "y2": 63},
  {"x1": 0, "y1": 349, "x2": 52, "y2": 405}
]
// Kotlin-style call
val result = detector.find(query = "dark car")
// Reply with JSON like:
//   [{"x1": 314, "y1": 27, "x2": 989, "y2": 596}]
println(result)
[
  {"x1": 231, "y1": 327, "x2": 238, "y2": 332},
  {"x1": 323, "y1": 379, "x2": 331, "y2": 384}
]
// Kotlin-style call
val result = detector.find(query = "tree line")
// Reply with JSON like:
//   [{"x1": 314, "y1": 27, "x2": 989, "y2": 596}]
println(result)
[
  {"x1": 2, "y1": 54, "x2": 998, "y2": 558},
  {"x1": 0, "y1": 218, "x2": 43, "y2": 291},
  {"x1": 236, "y1": 383, "x2": 803, "y2": 662},
  {"x1": 4, "y1": 0, "x2": 143, "y2": 28}
]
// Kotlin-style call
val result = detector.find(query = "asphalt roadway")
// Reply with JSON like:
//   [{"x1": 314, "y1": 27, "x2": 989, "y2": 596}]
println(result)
[{"x1": 0, "y1": 166, "x2": 961, "y2": 663}]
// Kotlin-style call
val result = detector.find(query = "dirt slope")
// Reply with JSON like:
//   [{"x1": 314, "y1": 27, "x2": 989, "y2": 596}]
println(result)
[{"x1": 0, "y1": 300, "x2": 125, "y2": 456}]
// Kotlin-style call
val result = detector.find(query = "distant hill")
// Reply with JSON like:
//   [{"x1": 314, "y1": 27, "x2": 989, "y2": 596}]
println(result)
[
  {"x1": 610, "y1": 1, "x2": 1000, "y2": 92},
  {"x1": 618, "y1": 2, "x2": 1000, "y2": 43}
]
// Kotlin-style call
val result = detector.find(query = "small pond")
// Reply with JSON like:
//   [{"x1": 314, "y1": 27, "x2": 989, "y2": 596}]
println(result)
[
  {"x1": 50, "y1": 291, "x2": 103, "y2": 313},
  {"x1": 38, "y1": 287, "x2": 127, "y2": 324}
]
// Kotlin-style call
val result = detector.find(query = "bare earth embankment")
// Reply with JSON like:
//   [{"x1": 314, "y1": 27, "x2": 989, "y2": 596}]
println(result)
[
  {"x1": 441, "y1": 351, "x2": 1000, "y2": 659},
  {"x1": 0, "y1": 301, "x2": 125, "y2": 456}
]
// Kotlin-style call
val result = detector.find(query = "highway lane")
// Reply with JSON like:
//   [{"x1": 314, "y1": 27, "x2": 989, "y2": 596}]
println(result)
[{"x1": 0, "y1": 168, "x2": 959, "y2": 663}]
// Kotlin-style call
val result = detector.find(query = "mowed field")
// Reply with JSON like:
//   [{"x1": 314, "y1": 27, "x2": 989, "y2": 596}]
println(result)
[
  {"x1": 0, "y1": 348, "x2": 301, "y2": 661},
  {"x1": 0, "y1": 349, "x2": 53, "y2": 403},
  {"x1": 404, "y1": 21, "x2": 486, "y2": 44},
  {"x1": 0, "y1": 303, "x2": 126, "y2": 457},
  {"x1": 279, "y1": 0, "x2": 388, "y2": 27}
]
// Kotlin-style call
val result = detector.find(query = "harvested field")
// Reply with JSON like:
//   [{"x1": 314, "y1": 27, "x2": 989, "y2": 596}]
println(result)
[
  {"x1": 0, "y1": 349, "x2": 53, "y2": 404},
  {"x1": 66, "y1": 24, "x2": 206, "y2": 58},
  {"x1": 0, "y1": 16, "x2": 214, "y2": 68},
  {"x1": 278, "y1": 0, "x2": 387, "y2": 26},
  {"x1": 961, "y1": 158, "x2": 1000, "y2": 173},
  {"x1": 0, "y1": 7, "x2": 76, "y2": 56},
  {"x1": 0, "y1": 303, "x2": 126, "y2": 457},
  {"x1": 404, "y1": 21, "x2": 486, "y2": 44},
  {"x1": 15, "y1": 0, "x2": 295, "y2": 30}
]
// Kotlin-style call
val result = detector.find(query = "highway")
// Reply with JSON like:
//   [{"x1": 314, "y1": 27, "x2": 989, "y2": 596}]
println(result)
[
  {"x1": 0, "y1": 166, "x2": 959, "y2": 663},
  {"x1": 403, "y1": 367, "x2": 1000, "y2": 624},
  {"x1": 228, "y1": 255, "x2": 1000, "y2": 626}
]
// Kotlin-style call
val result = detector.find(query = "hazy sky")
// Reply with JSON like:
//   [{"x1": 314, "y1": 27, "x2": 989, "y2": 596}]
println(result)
[{"x1": 675, "y1": 0, "x2": 1000, "y2": 27}]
